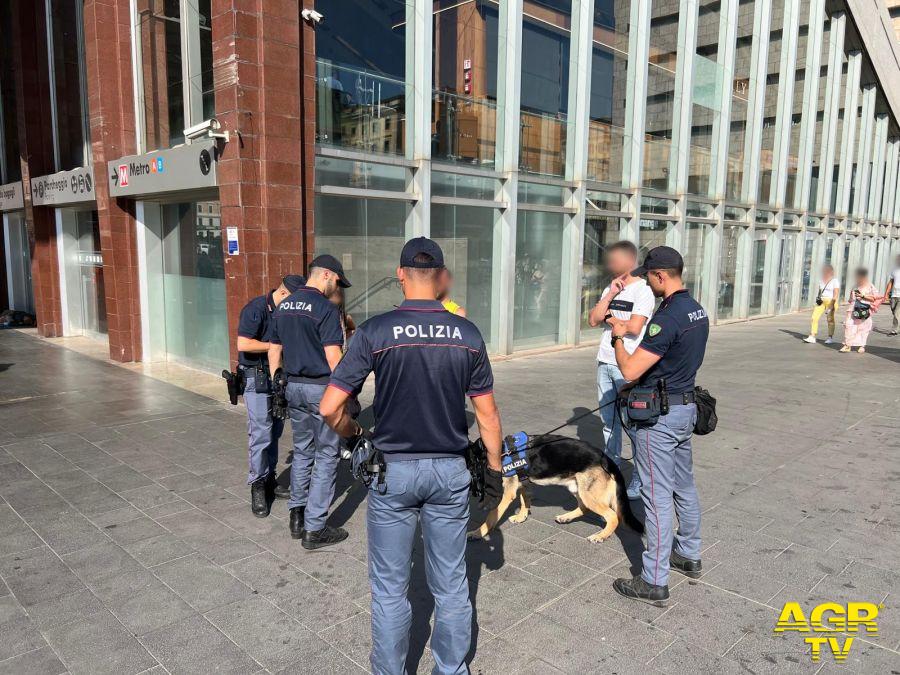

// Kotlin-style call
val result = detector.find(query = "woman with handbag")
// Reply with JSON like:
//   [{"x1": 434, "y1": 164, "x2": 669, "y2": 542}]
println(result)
[
  {"x1": 840, "y1": 268, "x2": 881, "y2": 353},
  {"x1": 804, "y1": 264, "x2": 839, "y2": 344}
]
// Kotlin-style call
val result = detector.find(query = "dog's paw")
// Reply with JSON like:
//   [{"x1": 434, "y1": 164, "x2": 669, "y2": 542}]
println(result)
[
  {"x1": 509, "y1": 510, "x2": 529, "y2": 524},
  {"x1": 554, "y1": 513, "x2": 574, "y2": 524},
  {"x1": 588, "y1": 533, "x2": 609, "y2": 543},
  {"x1": 466, "y1": 529, "x2": 485, "y2": 541}
]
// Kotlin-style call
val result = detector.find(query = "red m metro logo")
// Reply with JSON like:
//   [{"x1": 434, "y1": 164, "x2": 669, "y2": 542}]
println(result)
[{"x1": 118, "y1": 164, "x2": 129, "y2": 187}]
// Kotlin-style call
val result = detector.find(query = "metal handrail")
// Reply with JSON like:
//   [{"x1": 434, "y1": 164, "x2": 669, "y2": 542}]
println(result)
[{"x1": 345, "y1": 276, "x2": 400, "y2": 313}]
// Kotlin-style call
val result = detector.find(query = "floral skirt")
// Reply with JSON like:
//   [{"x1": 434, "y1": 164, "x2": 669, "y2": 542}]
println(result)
[{"x1": 843, "y1": 316, "x2": 873, "y2": 346}]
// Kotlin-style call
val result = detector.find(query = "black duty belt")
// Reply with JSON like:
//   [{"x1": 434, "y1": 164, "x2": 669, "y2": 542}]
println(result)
[
  {"x1": 287, "y1": 375, "x2": 330, "y2": 385},
  {"x1": 673, "y1": 390, "x2": 695, "y2": 405}
]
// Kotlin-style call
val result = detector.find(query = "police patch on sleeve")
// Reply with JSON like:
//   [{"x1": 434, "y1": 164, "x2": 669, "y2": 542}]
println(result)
[{"x1": 648, "y1": 323, "x2": 662, "y2": 337}]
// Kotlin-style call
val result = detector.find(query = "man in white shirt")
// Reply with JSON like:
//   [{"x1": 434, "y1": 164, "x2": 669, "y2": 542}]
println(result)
[
  {"x1": 804, "y1": 264, "x2": 840, "y2": 344},
  {"x1": 884, "y1": 255, "x2": 900, "y2": 336},
  {"x1": 588, "y1": 241, "x2": 655, "y2": 500}
]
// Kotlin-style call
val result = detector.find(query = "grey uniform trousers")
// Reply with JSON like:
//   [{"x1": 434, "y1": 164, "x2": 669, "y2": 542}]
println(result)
[
  {"x1": 633, "y1": 402, "x2": 702, "y2": 587},
  {"x1": 285, "y1": 382, "x2": 341, "y2": 531},
  {"x1": 367, "y1": 456, "x2": 472, "y2": 675},
  {"x1": 244, "y1": 370, "x2": 284, "y2": 484}
]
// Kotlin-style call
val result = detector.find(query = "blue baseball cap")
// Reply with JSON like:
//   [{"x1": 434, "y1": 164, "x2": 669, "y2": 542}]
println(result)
[
  {"x1": 400, "y1": 237, "x2": 445, "y2": 269},
  {"x1": 282, "y1": 275, "x2": 306, "y2": 292},
  {"x1": 632, "y1": 246, "x2": 684, "y2": 276},
  {"x1": 310, "y1": 254, "x2": 351, "y2": 288}
]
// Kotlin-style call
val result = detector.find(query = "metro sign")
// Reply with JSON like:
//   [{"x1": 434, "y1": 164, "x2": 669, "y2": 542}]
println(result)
[{"x1": 118, "y1": 164, "x2": 129, "y2": 187}]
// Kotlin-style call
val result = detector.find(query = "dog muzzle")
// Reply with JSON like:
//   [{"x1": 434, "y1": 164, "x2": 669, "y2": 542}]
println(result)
[{"x1": 502, "y1": 432, "x2": 530, "y2": 478}]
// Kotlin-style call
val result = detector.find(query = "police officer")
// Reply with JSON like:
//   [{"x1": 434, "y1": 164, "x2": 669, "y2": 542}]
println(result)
[
  {"x1": 237, "y1": 274, "x2": 305, "y2": 517},
  {"x1": 267, "y1": 256, "x2": 351, "y2": 548},
  {"x1": 608, "y1": 246, "x2": 708, "y2": 607},
  {"x1": 320, "y1": 238, "x2": 504, "y2": 675}
]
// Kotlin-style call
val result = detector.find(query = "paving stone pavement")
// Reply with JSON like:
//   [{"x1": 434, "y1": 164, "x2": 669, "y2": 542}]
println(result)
[{"x1": 0, "y1": 311, "x2": 898, "y2": 674}]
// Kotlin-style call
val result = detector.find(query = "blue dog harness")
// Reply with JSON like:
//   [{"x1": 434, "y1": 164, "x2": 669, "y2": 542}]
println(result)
[{"x1": 501, "y1": 432, "x2": 530, "y2": 478}]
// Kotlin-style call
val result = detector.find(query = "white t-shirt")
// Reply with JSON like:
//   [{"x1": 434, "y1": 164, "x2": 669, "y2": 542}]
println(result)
[
  {"x1": 597, "y1": 279, "x2": 655, "y2": 365},
  {"x1": 891, "y1": 268, "x2": 900, "y2": 298},
  {"x1": 818, "y1": 278, "x2": 838, "y2": 300}
]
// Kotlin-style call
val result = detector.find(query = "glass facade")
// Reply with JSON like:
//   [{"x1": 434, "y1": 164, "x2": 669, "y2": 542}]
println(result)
[
  {"x1": 146, "y1": 200, "x2": 228, "y2": 372},
  {"x1": 308, "y1": 0, "x2": 900, "y2": 354},
  {"x1": 519, "y1": 2, "x2": 571, "y2": 176},
  {"x1": 50, "y1": 0, "x2": 90, "y2": 170},
  {"x1": 315, "y1": 0, "x2": 407, "y2": 155},
  {"x1": 432, "y1": 1, "x2": 498, "y2": 167},
  {"x1": 59, "y1": 210, "x2": 107, "y2": 340},
  {"x1": 643, "y1": 2, "x2": 680, "y2": 190},
  {"x1": 513, "y1": 210, "x2": 565, "y2": 347},
  {"x1": 587, "y1": 0, "x2": 629, "y2": 183}
]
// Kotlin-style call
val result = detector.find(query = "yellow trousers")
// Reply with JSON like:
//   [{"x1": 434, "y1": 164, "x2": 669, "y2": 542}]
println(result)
[{"x1": 810, "y1": 299, "x2": 836, "y2": 337}]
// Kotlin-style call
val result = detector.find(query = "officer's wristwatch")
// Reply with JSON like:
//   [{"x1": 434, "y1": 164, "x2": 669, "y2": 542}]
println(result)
[{"x1": 610, "y1": 334, "x2": 624, "y2": 347}]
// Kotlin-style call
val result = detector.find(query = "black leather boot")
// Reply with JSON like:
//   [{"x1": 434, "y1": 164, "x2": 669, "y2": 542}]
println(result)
[
  {"x1": 612, "y1": 576, "x2": 669, "y2": 607},
  {"x1": 289, "y1": 507, "x2": 305, "y2": 540},
  {"x1": 670, "y1": 550, "x2": 703, "y2": 578},
  {"x1": 301, "y1": 525, "x2": 349, "y2": 550},
  {"x1": 250, "y1": 478, "x2": 269, "y2": 518}
]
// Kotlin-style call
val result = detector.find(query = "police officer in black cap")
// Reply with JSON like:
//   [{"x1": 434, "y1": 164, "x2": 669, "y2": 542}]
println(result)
[
  {"x1": 320, "y1": 237, "x2": 504, "y2": 674},
  {"x1": 607, "y1": 246, "x2": 708, "y2": 607},
  {"x1": 268, "y1": 256, "x2": 351, "y2": 548},
  {"x1": 237, "y1": 274, "x2": 305, "y2": 517}
]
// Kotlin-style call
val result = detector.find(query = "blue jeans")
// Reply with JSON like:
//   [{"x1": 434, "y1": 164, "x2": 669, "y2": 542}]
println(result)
[
  {"x1": 597, "y1": 363, "x2": 639, "y2": 491},
  {"x1": 244, "y1": 371, "x2": 284, "y2": 484},
  {"x1": 633, "y1": 403, "x2": 702, "y2": 587},
  {"x1": 285, "y1": 382, "x2": 341, "y2": 531},
  {"x1": 367, "y1": 457, "x2": 471, "y2": 675}
]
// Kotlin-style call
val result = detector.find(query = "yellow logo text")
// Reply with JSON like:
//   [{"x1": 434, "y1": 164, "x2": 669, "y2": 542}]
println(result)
[{"x1": 774, "y1": 601, "x2": 881, "y2": 662}]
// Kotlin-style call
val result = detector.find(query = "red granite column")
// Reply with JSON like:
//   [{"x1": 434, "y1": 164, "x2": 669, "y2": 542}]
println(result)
[
  {"x1": 82, "y1": 0, "x2": 142, "y2": 361},
  {"x1": 299, "y1": 0, "x2": 316, "y2": 267},
  {"x1": 11, "y1": 1, "x2": 61, "y2": 337},
  {"x1": 211, "y1": 0, "x2": 306, "y2": 367}
]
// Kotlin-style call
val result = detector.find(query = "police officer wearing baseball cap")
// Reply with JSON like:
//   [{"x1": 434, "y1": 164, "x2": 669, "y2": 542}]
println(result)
[
  {"x1": 268, "y1": 256, "x2": 351, "y2": 548},
  {"x1": 237, "y1": 274, "x2": 305, "y2": 517},
  {"x1": 320, "y1": 237, "x2": 504, "y2": 674},
  {"x1": 607, "y1": 246, "x2": 708, "y2": 606}
]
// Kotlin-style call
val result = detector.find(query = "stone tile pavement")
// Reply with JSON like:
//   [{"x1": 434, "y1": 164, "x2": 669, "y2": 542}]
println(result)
[{"x1": 0, "y1": 310, "x2": 898, "y2": 674}]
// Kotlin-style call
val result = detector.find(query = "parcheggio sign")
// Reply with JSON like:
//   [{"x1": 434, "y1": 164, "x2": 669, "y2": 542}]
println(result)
[
  {"x1": 0, "y1": 181, "x2": 24, "y2": 212},
  {"x1": 107, "y1": 141, "x2": 219, "y2": 198},
  {"x1": 31, "y1": 167, "x2": 94, "y2": 207}
]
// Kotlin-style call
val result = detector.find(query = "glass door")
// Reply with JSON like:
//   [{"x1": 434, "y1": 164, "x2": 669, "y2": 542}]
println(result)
[
  {"x1": 60, "y1": 209, "x2": 107, "y2": 340},
  {"x1": 748, "y1": 230, "x2": 768, "y2": 316},
  {"x1": 775, "y1": 232, "x2": 797, "y2": 314},
  {"x1": 513, "y1": 211, "x2": 565, "y2": 349},
  {"x1": 4, "y1": 212, "x2": 34, "y2": 313},
  {"x1": 143, "y1": 199, "x2": 229, "y2": 372}
]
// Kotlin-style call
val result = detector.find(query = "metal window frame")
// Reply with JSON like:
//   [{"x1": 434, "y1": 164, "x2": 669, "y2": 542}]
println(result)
[
  {"x1": 43, "y1": 0, "x2": 94, "y2": 172},
  {"x1": 130, "y1": 0, "x2": 209, "y2": 153}
]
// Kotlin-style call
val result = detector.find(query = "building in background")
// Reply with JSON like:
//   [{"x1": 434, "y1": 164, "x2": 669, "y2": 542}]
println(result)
[{"x1": 1, "y1": 0, "x2": 900, "y2": 372}]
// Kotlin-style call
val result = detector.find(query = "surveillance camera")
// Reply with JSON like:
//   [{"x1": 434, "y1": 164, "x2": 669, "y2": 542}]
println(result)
[
  {"x1": 301, "y1": 8, "x2": 324, "y2": 24},
  {"x1": 183, "y1": 118, "x2": 229, "y2": 143}
]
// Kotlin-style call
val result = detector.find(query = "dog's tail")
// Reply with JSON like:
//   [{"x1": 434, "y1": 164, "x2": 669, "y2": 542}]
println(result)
[
  {"x1": 599, "y1": 452, "x2": 644, "y2": 534},
  {"x1": 615, "y1": 481, "x2": 644, "y2": 534}
]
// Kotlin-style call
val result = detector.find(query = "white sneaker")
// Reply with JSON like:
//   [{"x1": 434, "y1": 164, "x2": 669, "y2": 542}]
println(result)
[
  {"x1": 803, "y1": 335, "x2": 816, "y2": 344},
  {"x1": 824, "y1": 337, "x2": 833, "y2": 344}
]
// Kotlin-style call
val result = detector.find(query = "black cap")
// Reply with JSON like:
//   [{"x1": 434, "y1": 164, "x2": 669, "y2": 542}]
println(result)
[
  {"x1": 310, "y1": 254, "x2": 351, "y2": 288},
  {"x1": 400, "y1": 237, "x2": 445, "y2": 269},
  {"x1": 282, "y1": 275, "x2": 306, "y2": 293},
  {"x1": 632, "y1": 246, "x2": 684, "y2": 276}
]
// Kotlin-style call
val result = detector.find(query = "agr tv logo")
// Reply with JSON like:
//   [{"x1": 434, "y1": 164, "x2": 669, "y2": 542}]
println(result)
[{"x1": 774, "y1": 601, "x2": 881, "y2": 662}]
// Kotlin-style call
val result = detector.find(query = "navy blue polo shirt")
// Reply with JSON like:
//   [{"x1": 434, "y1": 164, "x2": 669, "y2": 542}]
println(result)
[
  {"x1": 637, "y1": 289, "x2": 709, "y2": 394},
  {"x1": 237, "y1": 293, "x2": 275, "y2": 367},
  {"x1": 269, "y1": 287, "x2": 343, "y2": 378},
  {"x1": 329, "y1": 299, "x2": 494, "y2": 459}
]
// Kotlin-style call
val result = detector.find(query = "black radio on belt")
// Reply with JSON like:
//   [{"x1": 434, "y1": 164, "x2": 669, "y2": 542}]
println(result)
[{"x1": 619, "y1": 378, "x2": 669, "y2": 428}]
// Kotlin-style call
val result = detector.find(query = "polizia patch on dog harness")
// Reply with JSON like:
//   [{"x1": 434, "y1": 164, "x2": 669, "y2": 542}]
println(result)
[{"x1": 501, "y1": 432, "x2": 530, "y2": 478}]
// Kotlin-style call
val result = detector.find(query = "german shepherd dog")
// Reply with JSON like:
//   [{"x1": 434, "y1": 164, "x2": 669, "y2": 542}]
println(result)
[{"x1": 467, "y1": 434, "x2": 644, "y2": 542}]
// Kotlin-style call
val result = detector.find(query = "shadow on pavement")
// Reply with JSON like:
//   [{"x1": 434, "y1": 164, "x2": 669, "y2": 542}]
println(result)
[{"x1": 780, "y1": 329, "x2": 899, "y2": 363}]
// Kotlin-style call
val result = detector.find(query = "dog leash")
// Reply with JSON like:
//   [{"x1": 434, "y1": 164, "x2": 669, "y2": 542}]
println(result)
[{"x1": 535, "y1": 400, "x2": 634, "y2": 460}]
